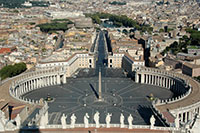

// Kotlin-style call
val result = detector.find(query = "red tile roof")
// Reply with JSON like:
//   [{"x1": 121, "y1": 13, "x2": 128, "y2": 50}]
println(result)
[{"x1": 0, "y1": 48, "x2": 11, "y2": 54}]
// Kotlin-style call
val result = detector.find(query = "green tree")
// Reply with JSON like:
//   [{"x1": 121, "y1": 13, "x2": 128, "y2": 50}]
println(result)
[
  {"x1": 0, "y1": 62, "x2": 27, "y2": 80},
  {"x1": 159, "y1": 28, "x2": 164, "y2": 33}
]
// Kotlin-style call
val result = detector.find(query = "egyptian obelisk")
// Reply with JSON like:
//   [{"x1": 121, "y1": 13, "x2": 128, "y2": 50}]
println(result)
[{"x1": 98, "y1": 68, "x2": 102, "y2": 101}]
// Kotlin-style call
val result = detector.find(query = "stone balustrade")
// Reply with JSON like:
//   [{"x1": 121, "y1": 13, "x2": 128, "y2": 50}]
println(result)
[
  {"x1": 155, "y1": 88, "x2": 192, "y2": 106},
  {"x1": 23, "y1": 123, "x2": 179, "y2": 132}
]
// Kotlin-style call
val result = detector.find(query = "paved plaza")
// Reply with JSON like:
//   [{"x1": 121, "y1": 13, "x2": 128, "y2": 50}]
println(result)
[
  {"x1": 22, "y1": 32, "x2": 174, "y2": 127},
  {"x1": 23, "y1": 69, "x2": 173, "y2": 126}
]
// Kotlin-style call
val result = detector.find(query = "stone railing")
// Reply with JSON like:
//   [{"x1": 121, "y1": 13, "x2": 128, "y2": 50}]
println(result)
[
  {"x1": 23, "y1": 123, "x2": 180, "y2": 132},
  {"x1": 154, "y1": 88, "x2": 192, "y2": 106}
]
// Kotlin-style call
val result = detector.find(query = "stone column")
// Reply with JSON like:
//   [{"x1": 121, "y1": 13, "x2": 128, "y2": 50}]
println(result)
[
  {"x1": 43, "y1": 77, "x2": 45, "y2": 87},
  {"x1": 28, "y1": 81, "x2": 31, "y2": 91},
  {"x1": 191, "y1": 110, "x2": 194, "y2": 120},
  {"x1": 180, "y1": 113, "x2": 183, "y2": 122},
  {"x1": 27, "y1": 81, "x2": 29, "y2": 92},
  {"x1": 135, "y1": 73, "x2": 139, "y2": 83},
  {"x1": 51, "y1": 76, "x2": 54, "y2": 85},
  {"x1": 171, "y1": 80, "x2": 174, "y2": 89},
  {"x1": 26, "y1": 82, "x2": 28, "y2": 92},
  {"x1": 141, "y1": 74, "x2": 144, "y2": 83},
  {"x1": 145, "y1": 74, "x2": 148, "y2": 84},
  {"x1": 185, "y1": 112, "x2": 188, "y2": 122},
  {"x1": 54, "y1": 75, "x2": 56, "y2": 85},
  {"x1": 49, "y1": 76, "x2": 52, "y2": 85},
  {"x1": 157, "y1": 76, "x2": 159, "y2": 86},
  {"x1": 163, "y1": 77, "x2": 165, "y2": 87},
  {"x1": 41, "y1": 77, "x2": 44, "y2": 87},
  {"x1": 168, "y1": 79, "x2": 171, "y2": 89},
  {"x1": 155, "y1": 76, "x2": 158, "y2": 86},
  {"x1": 149, "y1": 75, "x2": 151, "y2": 84},
  {"x1": 20, "y1": 84, "x2": 23, "y2": 95},
  {"x1": 57, "y1": 75, "x2": 61, "y2": 84},
  {"x1": 36, "y1": 79, "x2": 39, "y2": 88},
  {"x1": 15, "y1": 88, "x2": 18, "y2": 97},
  {"x1": 46, "y1": 76, "x2": 49, "y2": 86},
  {"x1": 30, "y1": 80, "x2": 32, "y2": 91},
  {"x1": 158, "y1": 76, "x2": 160, "y2": 86},
  {"x1": 33, "y1": 80, "x2": 35, "y2": 90},
  {"x1": 31, "y1": 80, "x2": 33, "y2": 90},
  {"x1": 63, "y1": 74, "x2": 66, "y2": 84},
  {"x1": 20, "y1": 84, "x2": 22, "y2": 94},
  {"x1": 23, "y1": 83, "x2": 25, "y2": 94},
  {"x1": 39, "y1": 78, "x2": 41, "y2": 88},
  {"x1": 18, "y1": 86, "x2": 21, "y2": 96}
]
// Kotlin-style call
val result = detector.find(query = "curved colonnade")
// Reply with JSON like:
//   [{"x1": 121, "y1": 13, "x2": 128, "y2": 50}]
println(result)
[
  {"x1": 135, "y1": 67, "x2": 200, "y2": 125},
  {"x1": 9, "y1": 68, "x2": 66, "y2": 104},
  {"x1": 8, "y1": 67, "x2": 200, "y2": 128}
]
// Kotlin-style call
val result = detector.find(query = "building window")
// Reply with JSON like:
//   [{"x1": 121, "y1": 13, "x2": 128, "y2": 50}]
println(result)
[
  {"x1": 110, "y1": 59, "x2": 112, "y2": 63},
  {"x1": 110, "y1": 65, "x2": 112, "y2": 68},
  {"x1": 89, "y1": 65, "x2": 92, "y2": 68},
  {"x1": 89, "y1": 59, "x2": 92, "y2": 63}
]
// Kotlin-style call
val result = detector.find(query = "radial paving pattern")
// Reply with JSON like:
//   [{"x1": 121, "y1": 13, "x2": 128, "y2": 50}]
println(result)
[{"x1": 23, "y1": 76, "x2": 173, "y2": 125}]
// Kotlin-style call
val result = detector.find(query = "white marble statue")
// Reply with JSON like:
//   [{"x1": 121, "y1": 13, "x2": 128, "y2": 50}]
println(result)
[
  {"x1": 0, "y1": 120, "x2": 4, "y2": 132},
  {"x1": 61, "y1": 114, "x2": 67, "y2": 129},
  {"x1": 15, "y1": 114, "x2": 21, "y2": 128},
  {"x1": 94, "y1": 111, "x2": 100, "y2": 128},
  {"x1": 0, "y1": 111, "x2": 6, "y2": 125},
  {"x1": 175, "y1": 115, "x2": 179, "y2": 128},
  {"x1": 106, "y1": 113, "x2": 112, "y2": 128},
  {"x1": 191, "y1": 114, "x2": 200, "y2": 133},
  {"x1": 120, "y1": 113, "x2": 125, "y2": 128},
  {"x1": 44, "y1": 111, "x2": 48, "y2": 125},
  {"x1": 40, "y1": 115, "x2": 46, "y2": 129},
  {"x1": 84, "y1": 113, "x2": 90, "y2": 128},
  {"x1": 150, "y1": 115, "x2": 155, "y2": 129},
  {"x1": 128, "y1": 114, "x2": 133, "y2": 129},
  {"x1": 0, "y1": 111, "x2": 6, "y2": 132},
  {"x1": 70, "y1": 113, "x2": 76, "y2": 128}
]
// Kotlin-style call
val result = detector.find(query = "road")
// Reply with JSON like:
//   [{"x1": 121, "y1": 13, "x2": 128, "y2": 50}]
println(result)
[{"x1": 95, "y1": 31, "x2": 108, "y2": 76}]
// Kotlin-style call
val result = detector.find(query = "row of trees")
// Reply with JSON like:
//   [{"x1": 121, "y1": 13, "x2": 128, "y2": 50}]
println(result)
[
  {"x1": 30, "y1": 1, "x2": 49, "y2": 7},
  {"x1": 161, "y1": 29, "x2": 200, "y2": 55},
  {"x1": 186, "y1": 28, "x2": 200, "y2": 46},
  {"x1": 36, "y1": 19, "x2": 73, "y2": 33},
  {"x1": 109, "y1": 1, "x2": 126, "y2": 5},
  {"x1": 0, "y1": 62, "x2": 27, "y2": 80},
  {"x1": 85, "y1": 12, "x2": 153, "y2": 33},
  {"x1": 36, "y1": 21, "x2": 71, "y2": 33},
  {"x1": 0, "y1": 0, "x2": 26, "y2": 8}
]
